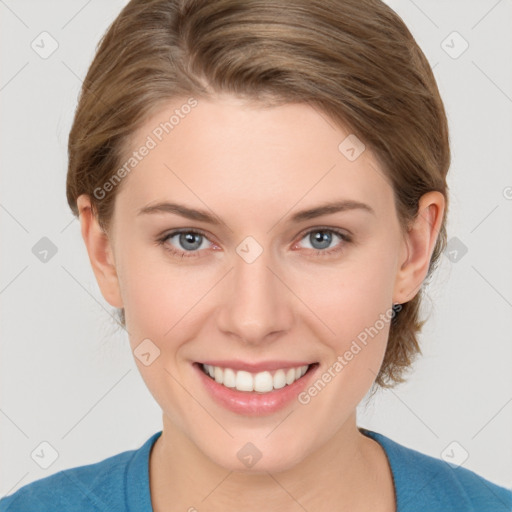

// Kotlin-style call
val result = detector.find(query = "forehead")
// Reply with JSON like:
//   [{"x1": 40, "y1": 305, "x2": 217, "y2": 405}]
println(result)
[{"x1": 115, "y1": 96, "x2": 393, "y2": 219}]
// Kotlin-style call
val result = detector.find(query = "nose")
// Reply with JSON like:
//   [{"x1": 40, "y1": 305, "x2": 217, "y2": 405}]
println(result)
[{"x1": 216, "y1": 244, "x2": 294, "y2": 346}]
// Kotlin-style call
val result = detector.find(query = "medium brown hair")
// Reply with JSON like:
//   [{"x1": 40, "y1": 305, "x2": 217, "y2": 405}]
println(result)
[{"x1": 66, "y1": 0, "x2": 450, "y2": 389}]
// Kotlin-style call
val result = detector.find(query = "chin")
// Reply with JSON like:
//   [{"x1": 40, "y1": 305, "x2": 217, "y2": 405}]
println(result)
[{"x1": 202, "y1": 437, "x2": 311, "y2": 475}]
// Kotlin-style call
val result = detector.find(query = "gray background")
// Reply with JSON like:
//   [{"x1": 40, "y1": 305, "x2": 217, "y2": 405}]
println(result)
[{"x1": 1, "y1": 0, "x2": 511, "y2": 496}]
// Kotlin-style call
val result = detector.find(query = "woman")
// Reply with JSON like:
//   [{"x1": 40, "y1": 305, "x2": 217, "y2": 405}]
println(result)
[{"x1": 1, "y1": 0, "x2": 510, "y2": 511}]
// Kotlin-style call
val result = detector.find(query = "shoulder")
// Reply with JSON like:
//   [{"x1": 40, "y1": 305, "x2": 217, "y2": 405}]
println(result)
[
  {"x1": 361, "y1": 428, "x2": 512, "y2": 512},
  {"x1": 0, "y1": 451, "x2": 132, "y2": 512},
  {"x1": 0, "y1": 432, "x2": 161, "y2": 512}
]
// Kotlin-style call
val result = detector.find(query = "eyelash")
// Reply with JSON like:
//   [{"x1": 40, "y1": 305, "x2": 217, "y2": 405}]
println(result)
[{"x1": 156, "y1": 227, "x2": 352, "y2": 259}]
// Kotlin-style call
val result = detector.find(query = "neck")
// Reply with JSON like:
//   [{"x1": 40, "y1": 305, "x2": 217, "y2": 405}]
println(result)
[{"x1": 149, "y1": 412, "x2": 391, "y2": 512}]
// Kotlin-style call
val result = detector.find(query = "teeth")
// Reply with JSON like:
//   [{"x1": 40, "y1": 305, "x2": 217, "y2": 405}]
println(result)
[
  {"x1": 223, "y1": 368, "x2": 236, "y2": 388},
  {"x1": 236, "y1": 370, "x2": 254, "y2": 392},
  {"x1": 202, "y1": 364, "x2": 310, "y2": 393}
]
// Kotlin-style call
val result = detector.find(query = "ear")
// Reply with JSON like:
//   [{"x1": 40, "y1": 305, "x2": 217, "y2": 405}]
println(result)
[
  {"x1": 76, "y1": 194, "x2": 123, "y2": 308},
  {"x1": 393, "y1": 191, "x2": 446, "y2": 304}
]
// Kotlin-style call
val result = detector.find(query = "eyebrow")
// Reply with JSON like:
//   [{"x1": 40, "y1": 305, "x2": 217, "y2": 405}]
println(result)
[{"x1": 137, "y1": 199, "x2": 375, "y2": 224}]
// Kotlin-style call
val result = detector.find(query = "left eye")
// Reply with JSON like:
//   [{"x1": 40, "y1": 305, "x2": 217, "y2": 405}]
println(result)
[{"x1": 296, "y1": 229, "x2": 349, "y2": 253}]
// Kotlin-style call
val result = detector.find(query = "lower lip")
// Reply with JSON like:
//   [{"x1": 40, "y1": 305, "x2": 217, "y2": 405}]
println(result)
[{"x1": 193, "y1": 362, "x2": 319, "y2": 416}]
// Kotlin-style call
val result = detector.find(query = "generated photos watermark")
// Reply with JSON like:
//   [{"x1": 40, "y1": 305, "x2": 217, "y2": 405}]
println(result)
[
  {"x1": 93, "y1": 97, "x2": 198, "y2": 200},
  {"x1": 297, "y1": 304, "x2": 402, "y2": 405}
]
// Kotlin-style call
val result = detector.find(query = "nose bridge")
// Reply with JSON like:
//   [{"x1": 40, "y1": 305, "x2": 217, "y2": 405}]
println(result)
[{"x1": 217, "y1": 237, "x2": 293, "y2": 343}]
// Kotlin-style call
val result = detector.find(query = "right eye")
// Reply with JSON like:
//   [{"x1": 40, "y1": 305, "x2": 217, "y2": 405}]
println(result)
[{"x1": 157, "y1": 229, "x2": 214, "y2": 258}]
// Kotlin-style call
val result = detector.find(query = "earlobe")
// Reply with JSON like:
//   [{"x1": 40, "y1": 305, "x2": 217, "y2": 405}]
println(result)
[
  {"x1": 393, "y1": 191, "x2": 445, "y2": 305},
  {"x1": 76, "y1": 194, "x2": 124, "y2": 308}
]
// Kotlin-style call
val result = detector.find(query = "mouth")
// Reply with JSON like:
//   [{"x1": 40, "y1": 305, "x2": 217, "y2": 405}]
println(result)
[
  {"x1": 194, "y1": 361, "x2": 319, "y2": 394},
  {"x1": 193, "y1": 360, "x2": 320, "y2": 415}
]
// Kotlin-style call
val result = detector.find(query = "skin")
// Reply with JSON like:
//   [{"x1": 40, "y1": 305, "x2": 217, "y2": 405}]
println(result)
[{"x1": 77, "y1": 94, "x2": 444, "y2": 512}]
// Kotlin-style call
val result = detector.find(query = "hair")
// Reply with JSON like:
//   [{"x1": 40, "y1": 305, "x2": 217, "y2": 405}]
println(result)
[{"x1": 66, "y1": 0, "x2": 450, "y2": 390}]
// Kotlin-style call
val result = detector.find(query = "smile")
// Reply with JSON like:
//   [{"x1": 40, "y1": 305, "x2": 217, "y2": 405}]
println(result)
[
  {"x1": 201, "y1": 363, "x2": 311, "y2": 393},
  {"x1": 193, "y1": 360, "x2": 320, "y2": 415}
]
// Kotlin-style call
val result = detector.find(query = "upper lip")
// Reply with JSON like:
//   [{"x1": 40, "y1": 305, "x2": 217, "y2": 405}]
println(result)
[{"x1": 197, "y1": 360, "x2": 316, "y2": 373}]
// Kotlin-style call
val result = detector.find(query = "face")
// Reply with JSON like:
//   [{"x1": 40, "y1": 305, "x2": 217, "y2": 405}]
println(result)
[{"x1": 88, "y1": 95, "x2": 415, "y2": 472}]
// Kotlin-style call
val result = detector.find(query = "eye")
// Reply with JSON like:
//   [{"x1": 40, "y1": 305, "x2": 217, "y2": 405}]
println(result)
[
  {"x1": 295, "y1": 227, "x2": 351, "y2": 257},
  {"x1": 157, "y1": 227, "x2": 351, "y2": 259},
  {"x1": 157, "y1": 229, "x2": 213, "y2": 259}
]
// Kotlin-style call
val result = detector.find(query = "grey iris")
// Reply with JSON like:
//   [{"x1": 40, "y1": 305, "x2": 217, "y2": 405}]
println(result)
[
  {"x1": 180, "y1": 232, "x2": 202, "y2": 251},
  {"x1": 310, "y1": 231, "x2": 332, "y2": 250}
]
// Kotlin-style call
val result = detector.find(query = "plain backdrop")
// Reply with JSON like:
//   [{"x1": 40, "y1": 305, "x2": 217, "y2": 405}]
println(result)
[{"x1": 1, "y1": 0, "x2": 511, "y2": 496}]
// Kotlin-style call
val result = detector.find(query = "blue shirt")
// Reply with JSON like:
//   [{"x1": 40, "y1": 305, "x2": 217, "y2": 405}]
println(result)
[{"x1": 1, "y1": 428, "x2": 511, "y2": 511}]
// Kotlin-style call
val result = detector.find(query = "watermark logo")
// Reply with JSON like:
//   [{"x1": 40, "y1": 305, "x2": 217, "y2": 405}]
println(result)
[
  {"x1": 31, "y1": 441, "x2": 59, "y2": 469},
  {"x1": 31, "y1": 31, "x2": 59, "y2": 59},
  {"x1": 134, "y1": 338, "x2": 161, "y2": 366},
  {"x1": 441, "y1": 441, "x2": 469, "y2": 469},
  {"x1": 444, "y1": 236, "x2": 468, "y2": 263},
  {"x1": 237, "y1": 442, "x2": 263, "y2": 468},
  {"x1": 32, "y1": 236, "x2": 58, "y2": 263},
  {"x1": 236, "y1": 236, "x2": 264, "y2": 264},
  {"x1": 338, "y1": 134, "x2": 366, "y2": 162},
  {"x1": 441, "y1": 31, "x2": 469, "y2": 60}
]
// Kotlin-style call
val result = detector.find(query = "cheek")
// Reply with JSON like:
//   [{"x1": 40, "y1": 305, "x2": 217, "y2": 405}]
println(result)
[
  {"x1": 115, "y1": 249, "x2": 203, "y2": 427},
  {"x1": 116, "y1": 236, "x2": 204, "y2": 337},
  {"x1": 302, "y1": 246, "x2": 396, "y2": 340},
  {"x1": 295, "y1": 269, "x2": 395, "y2": 421},
  {"x1": 296, "y1": 243, "x2": 397, "y2": 389}
]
